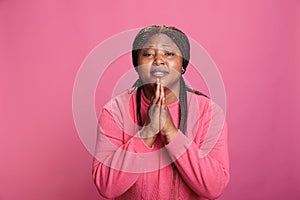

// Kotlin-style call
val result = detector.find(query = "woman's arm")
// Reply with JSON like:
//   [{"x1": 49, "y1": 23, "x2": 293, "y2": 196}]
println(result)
[
  {"x1": 165, "y1": 101, "x2": 230, "y2": 199},
  {"x1": 93, "y1": 105, "x2": 152, "y2": 199}
]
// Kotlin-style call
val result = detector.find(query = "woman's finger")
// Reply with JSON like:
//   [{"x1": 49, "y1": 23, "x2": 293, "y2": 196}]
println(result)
[
  {"x1": 153, "y1": 79, "x2": 160, "y2": 104},
  {"x1": 160, "y1": 84, "x2": 165, "y2": 107},
  {"x1": 161, "y1": 97, "x2": 166, "y2": 109}
]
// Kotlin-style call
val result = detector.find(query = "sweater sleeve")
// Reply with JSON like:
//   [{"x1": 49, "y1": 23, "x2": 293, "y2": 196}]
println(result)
[
  {"x1": 92, "y1": 104, "x2": 152, "y2": 199},
  {"x1": 165, "y1": 101, "x2": 230, "y2": 199}
]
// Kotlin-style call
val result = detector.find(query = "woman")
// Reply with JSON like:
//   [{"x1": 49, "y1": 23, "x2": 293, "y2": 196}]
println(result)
[{"x1": 93, "y1": 25, "x2": 229, "y2": 200}]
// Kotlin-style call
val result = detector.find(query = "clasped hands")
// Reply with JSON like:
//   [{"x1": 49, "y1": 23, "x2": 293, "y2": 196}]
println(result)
[{"x1": 140, "y1": 79, "x2": 178, "y2": 147}]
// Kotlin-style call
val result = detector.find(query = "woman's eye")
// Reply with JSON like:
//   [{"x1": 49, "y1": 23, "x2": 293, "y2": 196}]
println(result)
[
  {"x1": 143, "y1": 53, "x2": 154, "y2": 57},
  {"x1": 165, "y1": 52, "x2": 175, "y2": 56}
]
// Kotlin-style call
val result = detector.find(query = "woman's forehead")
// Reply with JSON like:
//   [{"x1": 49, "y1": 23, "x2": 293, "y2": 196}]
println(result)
[{"x1": 142, "y1": 34, "x2": 181, "y2": 52}]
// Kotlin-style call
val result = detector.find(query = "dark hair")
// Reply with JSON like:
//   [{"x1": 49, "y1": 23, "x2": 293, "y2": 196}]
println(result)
[{"x1": 131, "y1": 25, "x2": 208, "y2": 134}]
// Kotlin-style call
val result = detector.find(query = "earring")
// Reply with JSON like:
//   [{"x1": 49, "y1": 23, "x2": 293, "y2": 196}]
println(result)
[{"x1": 181, "y1": 68, "x2": 185, "y2": 74}]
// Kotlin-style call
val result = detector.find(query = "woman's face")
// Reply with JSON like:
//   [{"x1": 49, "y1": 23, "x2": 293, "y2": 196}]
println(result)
[{"x1": 137, "y1": 33, "x2": 183, "y2": 92}]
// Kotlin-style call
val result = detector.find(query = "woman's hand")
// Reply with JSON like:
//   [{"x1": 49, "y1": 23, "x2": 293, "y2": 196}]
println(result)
[
  {"x1": 159, "y1": 84, "x2": 178, "y2": 144},
  {"x1": 140, "y1": 79, "x2": 162, "y2": 147},
  {"x1": 140, "y1": 79, "x2": 178, "y2": 147},
  {"x1": 159, "y1": 101, "x2": 178, "y2": 144}
]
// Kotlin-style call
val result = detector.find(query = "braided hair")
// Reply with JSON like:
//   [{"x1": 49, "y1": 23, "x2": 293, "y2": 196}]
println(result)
[{"x1": 131, "y1": 25, "x2": 208, "y2": 134}]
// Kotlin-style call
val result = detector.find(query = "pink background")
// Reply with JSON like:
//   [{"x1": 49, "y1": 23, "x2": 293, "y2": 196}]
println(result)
[{"x1": 1, "y1": 0, "x2": 300, "y2": 199}]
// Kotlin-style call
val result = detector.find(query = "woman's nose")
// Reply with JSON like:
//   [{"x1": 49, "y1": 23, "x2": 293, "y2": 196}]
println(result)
[{"x1": 153, "y1": 54, "x2": 165, "y2": 66}]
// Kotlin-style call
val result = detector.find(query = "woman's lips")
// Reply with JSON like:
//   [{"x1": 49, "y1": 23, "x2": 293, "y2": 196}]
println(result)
[{"x1": 151, "y1": 70, "x2": 169, "y2": 78}]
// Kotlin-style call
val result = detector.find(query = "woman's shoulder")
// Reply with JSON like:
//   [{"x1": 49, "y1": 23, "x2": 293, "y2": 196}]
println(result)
[
  {"x1": 187, "y1": 91, "x2": 225, "y2": 115},
  {"x1": 102, "y1": 89, "x2": 136, "y2": 111},
  {"x1": 187, "y1": 91, "x2": 210, "y2": 108}
]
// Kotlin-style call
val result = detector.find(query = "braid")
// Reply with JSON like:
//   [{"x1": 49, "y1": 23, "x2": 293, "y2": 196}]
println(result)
[
  {"x1": 179, "y1": 77, "x2": 209, "y2": 134},
  {"x1": 186, "y1": 86, "x2": 209, "y2": 98},
  {"x1": 179, "y1": 76, "x2": 188, "y2": 134},
  {"x1": 136, "y1": 86, "x2": 143, "y2": 129},
  {"x1": 129, "y1": 79, "x2": 143, "y2": 129}
]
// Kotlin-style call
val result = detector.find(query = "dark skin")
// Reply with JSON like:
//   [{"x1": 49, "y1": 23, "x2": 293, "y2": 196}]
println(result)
[{"x1": 136, "y1": 34, "x2": 183, "y2": 147}]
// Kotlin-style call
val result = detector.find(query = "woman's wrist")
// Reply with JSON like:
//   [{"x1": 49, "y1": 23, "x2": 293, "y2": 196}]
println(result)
[
  {"x1": 163, "y1": 128, "x2": 178, "y2": 144},
  {"x1": 140, "y1": 126, "x2": 157, "y2": 147}
]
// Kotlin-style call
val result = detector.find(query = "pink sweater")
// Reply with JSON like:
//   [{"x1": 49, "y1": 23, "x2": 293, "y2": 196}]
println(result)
[{"x1": 93, "y1": 89, "x2": 229, "y2": 200}]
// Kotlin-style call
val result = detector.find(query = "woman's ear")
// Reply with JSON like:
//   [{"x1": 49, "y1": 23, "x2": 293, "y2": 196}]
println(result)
[{"x1": 181, "y1": 67, "x2": 186, "y2": 74}]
